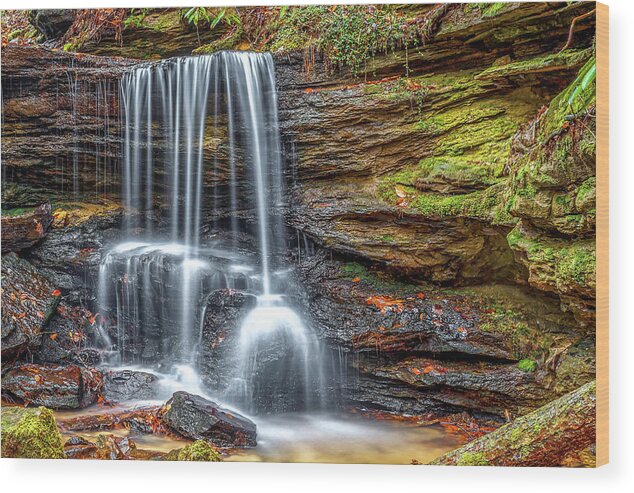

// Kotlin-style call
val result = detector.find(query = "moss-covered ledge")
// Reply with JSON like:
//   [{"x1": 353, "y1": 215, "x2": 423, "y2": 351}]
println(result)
[{"x1": 431, "y1": 381, "x2": 596, "y2": 467}]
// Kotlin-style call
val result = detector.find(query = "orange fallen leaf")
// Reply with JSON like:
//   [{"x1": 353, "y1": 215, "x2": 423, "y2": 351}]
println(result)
[
  {"x1": 411, "y1": 367, "x2": 421, "y2": 375},
  {"x1": 49, "y1": 333, "x2": 58, "y2": 341},
  {"x1": 417, "y1": 292, "x2": 425, "y2": 299},
  {"x1": 52, "y1": 289, "x2": 61, "y2": 297},
  {"x1": 17, "y1": 312, "x2": 26, "y2": 319},
  {"x1": 352, "y1": 277, "x2": 361, "y2": 283}
]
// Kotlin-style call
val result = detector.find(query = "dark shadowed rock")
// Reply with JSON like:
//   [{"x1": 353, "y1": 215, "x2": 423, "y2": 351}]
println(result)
[
  {"x1": 1, "y1": 363, "x2": 102, "y2": 409},
  {"x1": 198, "y1": 289, "x2": 257, "y2": 390},
  {"x1": 33, "y1": 305, "x2": 101, "y2": 367},
  {"x1": 28, "y1": 10, "x2": 75, "y2": 40},
  {"x1": 101, "y1": 370, "x2": 160, "y2": 402},
  {"x1": 1, "y1": 203, "x2": 53, "y2": 253},
  {"x1": 160, "y1": 391, "x2": 256, "y2": 448},
  {"x1": 1, "y1": 253, "x2": 59, "y2": 363}
]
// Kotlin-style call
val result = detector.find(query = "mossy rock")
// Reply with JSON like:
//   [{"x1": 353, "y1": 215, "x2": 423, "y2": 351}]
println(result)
[
  {"x1": 162, "y1": 440, "x2": 222, "y2": 462},
  {"x1": 1, "y1": 406, "x2": 65, "y2": 459}
]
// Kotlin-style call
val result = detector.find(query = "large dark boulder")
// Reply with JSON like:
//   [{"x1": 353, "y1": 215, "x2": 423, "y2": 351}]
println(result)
[
  {"x1": 160, "y1": 391, "x2": 256, "y2": 448},
  {"x1": 1, "y1": 203, "x2": 53, "y2": 253},
  {"x1": 28, "y1": 10, "x2": 75, "y2": 40},
  {"x1": 198, "y1": 289, "x2": 257, "y2": 391},
  {"x1": 101, "y1": 370, "x2": 160, "y2": 403},
  {"x1": 1, "y1": 253, "x2": 60, "y2": 363},
  {"x1": 1, "y1": 363, "x2": 102, "y2": 409}
]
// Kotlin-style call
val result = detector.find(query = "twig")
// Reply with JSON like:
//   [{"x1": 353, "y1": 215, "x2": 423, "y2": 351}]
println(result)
[{"x1": 559, "y1": 8, "x2": 596, "y2": 53}]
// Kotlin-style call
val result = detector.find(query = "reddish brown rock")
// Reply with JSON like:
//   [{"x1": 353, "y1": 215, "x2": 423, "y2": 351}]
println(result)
[
  {"x1": 1, "y1": 363, "x2": 103, "y2": 409},
  {"x1": 1, "y1": 253, "x2": 59, "y2": 363},
  {"x1": 1, "y1": 203, "x2": 53, "y2": 253}
]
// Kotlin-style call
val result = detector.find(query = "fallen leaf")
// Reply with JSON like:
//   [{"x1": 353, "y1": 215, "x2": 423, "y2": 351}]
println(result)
[
  {"x1": 411, "y1": 367, "x2": 421, "y2": 375},
  {"x1": 394, "y1": 185, "x2": 408, "y2": 198},
  {"x1": 417, "y1": 292, "x2": 425, "y2": 299},
  {"x1": 51, "y1": 289, "x2": 62, "y2": 297},
  {"x1": 49, "y1": 333, "x2": 58, "y2": 341},
  {"x1": 352, "y1": 277, "x2": 361, "y2": 283}
]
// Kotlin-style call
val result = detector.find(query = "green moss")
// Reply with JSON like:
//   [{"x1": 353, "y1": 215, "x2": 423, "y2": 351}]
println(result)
[
  {"x1": 177, "y1": 440, "x2": 222, "y2": 461},
  {"x1": 456, "y1": 451, "x2": 489, "y2": 466},
  {"x1": 576, "y1": 177, "x2": 596, "y2": 205},
  {"x1": 517, "y1": 359, "x2": 538, "y2": 372},
  {"x1": 264, "y1": 5, "x2": 437, "y2": 75},
  {"x1": 2, "y1": 206, "x2": 36, "y2": 217},
  {"x1": 476, "y1": 49, "x2": 592, "y2": 80},
  {"x1": 470, "y1": 2, "x2": 508, "y2": 18},
  {"x1": 543, "y1": 56, "x2": 596, "y2": 136},
  {"x1": 558, "y1": 246, "x2": 595, "y2": 285},
  {"x1": 378, "y1": 234, "x2": 396, "y2": 243},
  {"x1": 1, "y1": 406, "x2": 65, "y2": 459},
  {"x1": 507, "y1": 226, "x2": 596, "y2": 287}
]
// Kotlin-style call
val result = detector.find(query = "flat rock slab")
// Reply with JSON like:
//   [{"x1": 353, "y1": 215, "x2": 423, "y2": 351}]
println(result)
[
  {"x1": 57, "y1": 405, "x2": 163, "y2": 434},
  {"x1": 160, "y1": 391, "x2": 257, "y2": 448},
  {"x1": 1, "y1": 253, "x2": 60, "y2": 362},
  {"x1": 101, "y1": 370, "x2": 160, "y2": 403},
  {"x1": 1, "y1": 363, "x2": 102, "y2": 409}
]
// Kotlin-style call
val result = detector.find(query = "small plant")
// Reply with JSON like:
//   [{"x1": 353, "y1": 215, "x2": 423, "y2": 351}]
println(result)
[{"x1": 517, "y1": 358, "x2": 538, "y2": 372}]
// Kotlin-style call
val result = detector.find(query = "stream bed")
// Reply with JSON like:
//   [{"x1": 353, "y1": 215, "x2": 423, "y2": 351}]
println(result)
[{"x1": 56, "y1": 405, "x2": 463, "y2": 464}]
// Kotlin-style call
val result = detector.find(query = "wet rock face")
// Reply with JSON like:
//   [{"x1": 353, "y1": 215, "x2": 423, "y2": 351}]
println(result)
[
  {"x1": 1, "y1": 203, "x2": 53, "y2": 253},
  {"x1": 160, "y1": 391, "x2": 257, "y2": 448},
  {"x1": 1, "y1": 363, "x2": 103, "y2": 409},
  {"x1": 1, "y1": 253, "x2": 60, "y2": 363},
  {"x1": 1, "y1": 45, "x2": 131, "y2": 205},
  {"x1": 358, "y1": 357, "x2": 550, "y2": 417},
  {"x1": 292, "y1": 252, "x2": 590, "y2": 418},
  {"x1": 26, "y1": 207, "x2": 122, "y2": 304},
  {"x1": 33, "y1": 305, "x2": 101, "y2": 367},
  {"x1": 288, "y1": 186, "x2": 516, "y2": 284},
  {"x1": 102, "y1": 370, "x2": 160, "y2": 403},
  {"x1": 294, "y1": 253, "x2": 511, "y2": 360},
  {"x1": 198, "y1": 288, "x2": 257, "y2": 392}
]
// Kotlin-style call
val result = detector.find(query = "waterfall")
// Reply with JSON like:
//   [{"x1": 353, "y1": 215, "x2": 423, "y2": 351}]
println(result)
[{"x1": 97, "y1": 52, "x2": 324, "y2": 413}]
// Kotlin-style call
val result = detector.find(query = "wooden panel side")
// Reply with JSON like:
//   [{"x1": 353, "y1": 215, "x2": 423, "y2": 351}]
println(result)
[{"x1": 595, "y1": 0, "x2": 609, "y2": 468}]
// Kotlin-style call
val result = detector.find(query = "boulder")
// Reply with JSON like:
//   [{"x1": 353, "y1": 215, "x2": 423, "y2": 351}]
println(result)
[
  {"x1": 1, "y1": 203, "x2": 53, "y2": 253},
  {"x1": 1, "y1": 406, "x2": 65, "y2": 459},
  {"x1": 1, "y1": 253, "x2": 59, "y2": 363},
  {"x1": 1, "y1": 363, "x2": 102, "y2": 409},
  {"x1": 101, "y1": 370, "x2": 160, "y2": 403},
  {"x1": 160, "y1": 391, "x2": 256, "y2": 448},
  {"x1": 198, "y1": 289, "x2": 257, "y2": 391}
]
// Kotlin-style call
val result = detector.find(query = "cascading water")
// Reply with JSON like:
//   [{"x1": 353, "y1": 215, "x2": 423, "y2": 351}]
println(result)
[{"x1": 97, "y1": 52, "x2": 325, "y2": 414}]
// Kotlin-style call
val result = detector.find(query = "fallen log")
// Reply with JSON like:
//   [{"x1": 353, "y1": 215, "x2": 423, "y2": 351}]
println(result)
[{"x1": 431, "y1": 380, "x2": 596, "y2": 467}]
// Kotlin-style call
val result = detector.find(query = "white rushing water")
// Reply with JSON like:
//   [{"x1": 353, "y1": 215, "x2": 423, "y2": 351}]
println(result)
[{"x1": 97, "y1": 52, "x2": 323, "y2": 414}]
